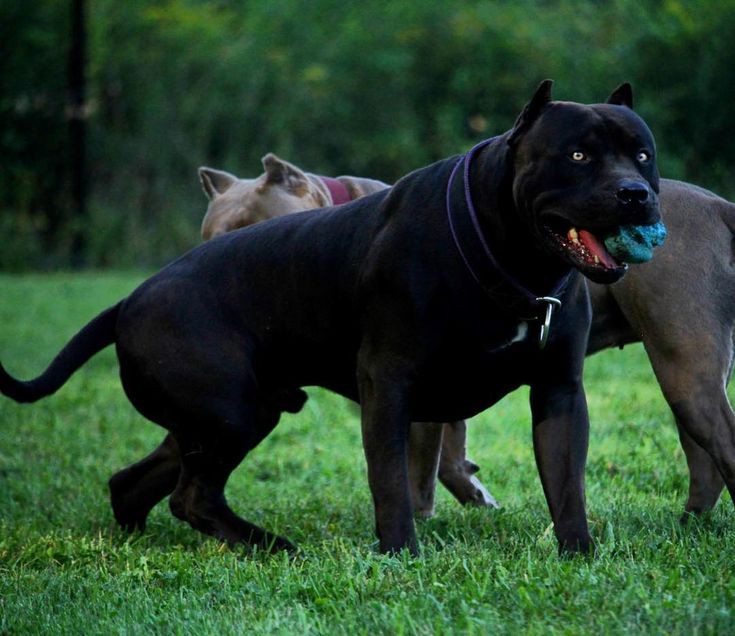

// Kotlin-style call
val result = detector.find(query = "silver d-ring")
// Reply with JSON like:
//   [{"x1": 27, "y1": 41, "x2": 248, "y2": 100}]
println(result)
[{"x1": 537, "y1": 296, "x2": 562, "y2": 349}]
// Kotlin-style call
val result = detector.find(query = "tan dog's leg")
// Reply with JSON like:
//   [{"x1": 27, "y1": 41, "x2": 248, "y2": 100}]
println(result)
[
  {"x1": 408, "y1": 421, "x2": 498, "y2": 517},
  {"x1": 676, "y1": 422, "x2": 725, "y2": 515},
  {"x1": 408, "y1": 422, "x2": 443, "y2": 517},
  {"x1": 438, "y1": 421, "x2": 499, "y2": 508},
  {"x1": 643, "y1": 336, "x2": 732, "y2": 515}
]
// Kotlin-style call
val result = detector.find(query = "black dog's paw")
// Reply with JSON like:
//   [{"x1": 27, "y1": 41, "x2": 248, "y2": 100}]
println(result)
[
  {"x1": 110, "y1": 499, "x2": 148, "y2": 533},
  {"x1": 115, "y1": 515, "x2": 147, "y2": 534},
  {"x1": 242, "y1": 532, "x2": 297, "y2": 555},
  {"x1": 108, "y1": 472, "x2": 149, "y2": 533},
  {"x1": 378, "y1": 533, "x2": 420, "y2": 558},
  {"x1": 679, "y1": 509, "x2": 714, "y2": 526},
  {"x1": 267, "y1": 535, "x2": 298, "y2": 554},
  {"x1": 557, "y1": 535, "x2": 595, "y2": 558}
]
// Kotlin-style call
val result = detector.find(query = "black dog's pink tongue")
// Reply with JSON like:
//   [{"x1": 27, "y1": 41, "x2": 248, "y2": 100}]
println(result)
[{"x1": 578, "y1": 229, "x2": 618, "y2": 269}]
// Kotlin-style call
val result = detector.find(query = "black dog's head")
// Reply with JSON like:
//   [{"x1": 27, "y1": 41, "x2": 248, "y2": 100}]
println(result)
[{"x1": 507, "y1": 80, "x2": 661, "y2": 284}]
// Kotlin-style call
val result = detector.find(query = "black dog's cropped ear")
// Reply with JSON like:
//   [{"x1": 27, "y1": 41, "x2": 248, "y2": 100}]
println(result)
[
  {"x1": 508, "y1": 79, "x2": 554, "y2": 146},
  {"x1": 199, "y1": 167, "x2": 238, "y2": 201},
  {"x1": 261, "y1": 153, "x2": 309, "y2": 190},
  {"x1": 606, "y1": 83, "x2": 633, "y2": 108}
]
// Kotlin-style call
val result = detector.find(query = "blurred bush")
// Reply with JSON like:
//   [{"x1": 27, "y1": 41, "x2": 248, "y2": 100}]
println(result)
[{"x1": 2, "y1": 0, "x2": 734, "y2": 269}]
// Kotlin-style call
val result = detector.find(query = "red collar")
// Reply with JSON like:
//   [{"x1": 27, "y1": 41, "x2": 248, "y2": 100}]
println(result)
[{"x1": 319, "y1": 176, "x2": 352, "y2": 205}]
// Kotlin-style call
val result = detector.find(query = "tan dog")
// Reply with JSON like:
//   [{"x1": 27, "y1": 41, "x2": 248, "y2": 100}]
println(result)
[
  {"x1": 200, "y1": 154, "x2": 389, "y2": 240},
  {"x1": 199, "y1": 154, "x2": 497, "y2": 515}
]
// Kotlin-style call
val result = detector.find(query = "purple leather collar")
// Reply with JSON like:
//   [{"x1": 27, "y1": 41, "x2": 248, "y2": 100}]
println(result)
[{"x1": 446, "y1": 137, "x2": 571, "y2": 340}]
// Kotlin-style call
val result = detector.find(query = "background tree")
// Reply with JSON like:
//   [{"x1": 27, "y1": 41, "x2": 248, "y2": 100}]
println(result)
[{"x1": 2, "y1": 0, "x2": 734, "y2": 269}]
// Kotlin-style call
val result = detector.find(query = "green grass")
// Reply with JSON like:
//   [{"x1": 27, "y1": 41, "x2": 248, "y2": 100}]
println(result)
[{"x1": 0, "y1": 271, "x2": 733, "y2": 635}]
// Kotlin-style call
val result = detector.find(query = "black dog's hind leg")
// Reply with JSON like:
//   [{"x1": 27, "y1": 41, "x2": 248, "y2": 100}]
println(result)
[
  {"x1": 109, "y1": 388, "x2": 307, "y2": 535},
  {"x1": 167, "y1": 399, "x2": 295, "y2": 553},
  {"x1": 109, "y1": 433, "x2": 181, "y2": 532}
]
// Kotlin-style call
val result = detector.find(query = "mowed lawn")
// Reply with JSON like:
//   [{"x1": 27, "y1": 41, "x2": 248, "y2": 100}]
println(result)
[{"x1": 0, "y1": 271, "x2": 733, "y2": 635}]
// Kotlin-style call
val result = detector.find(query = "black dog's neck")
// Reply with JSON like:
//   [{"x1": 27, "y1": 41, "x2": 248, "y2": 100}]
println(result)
[{"x1": 469, "y1": 138, "x2": 571, "y2": 298}]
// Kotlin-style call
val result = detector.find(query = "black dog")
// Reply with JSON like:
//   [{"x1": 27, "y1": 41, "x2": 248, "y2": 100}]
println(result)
[{"x1": 0, "y1": 81, "x2": 661, "y2": 555}]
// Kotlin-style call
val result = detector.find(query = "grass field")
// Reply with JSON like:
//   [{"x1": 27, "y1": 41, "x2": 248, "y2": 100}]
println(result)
[{"x1": 0, "y1": 271, "x2": 733, "y2": 635}]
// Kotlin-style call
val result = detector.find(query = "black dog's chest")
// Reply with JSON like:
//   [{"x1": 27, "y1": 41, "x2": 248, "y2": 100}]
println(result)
[
  {"x1": 409, "y1": 319, "x2": 538, "y2": 421},
  {"x1": 478, "y1": 319, "x2": 533, "y2": 353}
]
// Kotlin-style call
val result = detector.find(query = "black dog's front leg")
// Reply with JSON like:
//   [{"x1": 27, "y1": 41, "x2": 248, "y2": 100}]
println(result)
[
  {"x1": 358, "y1": 365, "x2": 417, "y2": 556},
  {"x1": 530, "y1": 381, "x2": 592, "y2": 555}
]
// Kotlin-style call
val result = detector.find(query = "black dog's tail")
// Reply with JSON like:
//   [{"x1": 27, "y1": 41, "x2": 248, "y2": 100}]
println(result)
[{"x1": 0, "y1": 302, "x2": 122, "y2": 403}]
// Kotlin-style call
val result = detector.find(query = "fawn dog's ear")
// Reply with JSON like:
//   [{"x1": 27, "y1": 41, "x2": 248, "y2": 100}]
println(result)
[
  {"x1": 199, "y1": 167, "x2": 238, "y2": 200},
  {"x1": 261, "y1": 153, "x2": 310, "y2": 191}
]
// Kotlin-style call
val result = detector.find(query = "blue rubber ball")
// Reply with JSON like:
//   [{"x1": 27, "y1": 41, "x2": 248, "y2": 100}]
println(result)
[{"x1": 604, "y1": 222, "x2": 667, "y2": 263}]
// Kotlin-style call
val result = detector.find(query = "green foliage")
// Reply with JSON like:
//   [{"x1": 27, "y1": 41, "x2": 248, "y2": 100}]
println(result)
[
  {"x1": 2, "y1": 1, "x2": 735, "y2": 268},
  {"x1": 0, "y1": 0, "x2": 74, "y2": 268},
  {"x1": 1, "y1": 271, "x2": 734, "y2": 634}
]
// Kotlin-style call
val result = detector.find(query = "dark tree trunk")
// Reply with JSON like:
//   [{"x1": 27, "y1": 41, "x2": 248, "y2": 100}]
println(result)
[{"x1": 68, "y1": 0, "x2": 87, "y2": 265}]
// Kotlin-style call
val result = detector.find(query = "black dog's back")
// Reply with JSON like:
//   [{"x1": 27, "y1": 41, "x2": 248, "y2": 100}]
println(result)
[{"x1": 116, "y1": 189, "x2": 392, "y2": 405}]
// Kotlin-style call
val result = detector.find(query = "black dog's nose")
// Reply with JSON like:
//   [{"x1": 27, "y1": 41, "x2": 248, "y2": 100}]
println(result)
[{"x1": 616, "y1": 181, "x2": 651, "y2": 206}]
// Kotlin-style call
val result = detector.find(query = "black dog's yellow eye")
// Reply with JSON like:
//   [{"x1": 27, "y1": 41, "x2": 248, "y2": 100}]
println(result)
[
  {"x1": 637, "y1": 150, "x2": 651, "y2": 163},
  {"x1": 570, "y1": 151, "x2": 587, "y2": 162}
]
